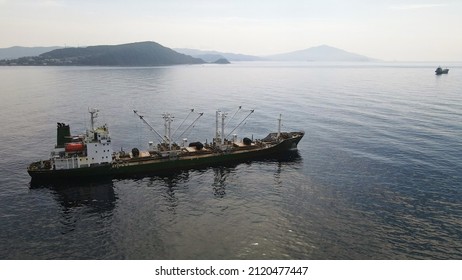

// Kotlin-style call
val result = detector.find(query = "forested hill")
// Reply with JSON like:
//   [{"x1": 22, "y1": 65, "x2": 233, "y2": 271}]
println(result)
[{"x1": 1, "y1": 41, "x2": 205, "y2": 66}]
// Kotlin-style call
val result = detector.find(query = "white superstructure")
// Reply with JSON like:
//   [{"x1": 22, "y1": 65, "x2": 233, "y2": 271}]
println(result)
[{"x1": 51, "y1": 109, "x2": 114, "y2": 170}]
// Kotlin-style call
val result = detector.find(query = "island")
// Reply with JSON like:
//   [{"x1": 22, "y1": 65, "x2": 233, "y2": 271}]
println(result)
[
  {"x1": 212, "y1": 58, "x2": 230, "y2": 64},
  {"x1": 0, "y1": 41, "x2": 205, "y2": 66}
]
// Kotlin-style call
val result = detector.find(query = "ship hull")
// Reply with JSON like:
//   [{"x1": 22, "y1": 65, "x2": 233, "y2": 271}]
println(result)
[
  {"x1": 29, "y1": 133, "x2": 303, "y2": 182},
  {"x1": 435, "y1": 68, "x2": 449, "y2": 75}
]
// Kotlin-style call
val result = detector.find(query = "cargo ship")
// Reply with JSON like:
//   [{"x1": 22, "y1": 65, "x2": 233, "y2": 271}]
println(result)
[{"x1": 28, "y1": 108, "x2": 304, "y2": 181}]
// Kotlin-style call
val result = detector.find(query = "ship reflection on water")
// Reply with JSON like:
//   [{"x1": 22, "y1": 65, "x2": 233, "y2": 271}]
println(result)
[
  {"x1": 30, "y1": 179, "x2": 117, "y2": 208},
  {"x1": 30, "y1": 179, "x2": 117, "y2": 234},
  {"x1": 211, "y1": 150, "x2": 302, "y2": 198}
]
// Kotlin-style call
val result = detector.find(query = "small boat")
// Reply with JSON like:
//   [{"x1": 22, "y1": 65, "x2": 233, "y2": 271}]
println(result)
[
  {"x1": 435, "y1": 66, "x2": 449, "y2": 75},
  {"x1": 28, "y1": 108, "x2": 304, "y2": 182}
]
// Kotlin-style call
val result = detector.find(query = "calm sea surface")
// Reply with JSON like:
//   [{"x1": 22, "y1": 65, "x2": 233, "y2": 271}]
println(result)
[{"x1": 0, "y1": 62, "x2": 461, "y2": 259}]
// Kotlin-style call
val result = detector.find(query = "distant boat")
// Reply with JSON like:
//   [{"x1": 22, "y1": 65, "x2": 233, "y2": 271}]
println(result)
[{"x1": 435, "y1": 66, "x2": 449, "y2": 75}]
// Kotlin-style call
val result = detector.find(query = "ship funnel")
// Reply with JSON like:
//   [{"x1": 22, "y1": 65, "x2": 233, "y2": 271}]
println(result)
[{"x1": 56, "y1": 122, "x2": 71, "y2": 148}]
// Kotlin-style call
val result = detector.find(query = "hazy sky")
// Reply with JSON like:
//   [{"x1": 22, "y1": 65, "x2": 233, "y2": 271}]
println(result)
[{"x1": 1, "y1": 0, "x2": 461, "y2": 61}]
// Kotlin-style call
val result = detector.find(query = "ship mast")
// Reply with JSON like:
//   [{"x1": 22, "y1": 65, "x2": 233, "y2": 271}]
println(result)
[
  {"x1": 162, "y1": 113, "x2": 174, "y2": 150},
  {"x1": 216, "y1": 107, "x2": 255, "y2": 145},
  {"x1": 215, "y1": 110, "x2": 227, "y2": 145},
  {"x1": 277, "y1": 114, "x2": 282, "y2": 138},
  {"x1": 215, "y1": 110, "x2": 220, "y2": 143},
  {"x1": 89, "y1": 108, "x2": 99, "y2": 131},
  {"x1": 221, "y1": 112, "x2": 226, "y2": 145}
]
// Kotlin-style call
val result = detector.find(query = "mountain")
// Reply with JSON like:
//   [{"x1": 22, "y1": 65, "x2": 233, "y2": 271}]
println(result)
[
  {"x1": 266, "y1": 45, "x2": 375, "y2": 62},
  {"x1": 1, "y1": 42, "x2": 204, "y2": 66},
  {"x1": 174, "y1": 48, "x2": 263, "y2": 62},
  {"x1": 175, "y1": 45, "x2": 375, "y2": 62},
  {"x1": 0, "y1": 46, "x2": 60, "y2": 59}
]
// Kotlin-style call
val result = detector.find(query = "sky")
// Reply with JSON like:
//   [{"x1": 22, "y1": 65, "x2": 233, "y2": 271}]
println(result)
[{"x1": 1, "y1": 0, "x2": 461, "y2": 61}]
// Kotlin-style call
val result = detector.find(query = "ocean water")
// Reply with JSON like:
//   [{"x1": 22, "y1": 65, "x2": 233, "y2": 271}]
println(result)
[{"x1": 0, "y1": 62, "x2": 461, "y2": 259}]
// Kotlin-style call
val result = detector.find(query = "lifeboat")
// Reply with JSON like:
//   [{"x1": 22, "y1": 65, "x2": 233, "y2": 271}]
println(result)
[{"x1": 65, "y1": 142, "x2": 85, "y2": 152}]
